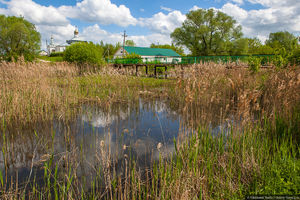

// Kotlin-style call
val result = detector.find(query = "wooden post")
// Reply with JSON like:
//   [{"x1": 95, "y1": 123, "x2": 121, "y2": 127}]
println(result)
[
  {"x1": 135, "y1": 65, "x2": 138, "y2": 76},
  {"x1": 154, "y1": 66, "x2": 157, "y2": 77},
  {"x1": 165, "y1": 66, "x2": 167, "y2": 79},
  {"x1": 145, "y1": 65, "x2": 148, "y2": 76}
]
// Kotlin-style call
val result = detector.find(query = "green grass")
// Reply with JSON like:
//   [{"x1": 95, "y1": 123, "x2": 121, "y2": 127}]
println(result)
[
  {"x1": 1, "y1": 109, "x2": 298, "y2": 199},
  {"x1": 1, "y1": 63, "x2": 299, "y2": 199},
  {"x1": 38, "y1": 56, "x2": 64, "y2": 62}
]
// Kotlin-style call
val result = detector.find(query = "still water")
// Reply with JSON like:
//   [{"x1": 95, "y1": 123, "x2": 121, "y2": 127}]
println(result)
[
  {"x1": 0, "y1": 98, "x2": 193, "y2": 185},
  {"x1": 0, "y1": 97, "x2": 235, "y2": 188}
]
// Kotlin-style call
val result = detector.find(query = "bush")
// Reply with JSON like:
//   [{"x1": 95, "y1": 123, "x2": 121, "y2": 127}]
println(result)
[
  {"x1": 272, "y1": 55, "x2": 289, "y2": 68},
  {"x1": 50, "y1": 52, "x2": 64, "y2": 57},
  {"x1": 63, "y1": 42, "x2": 104, "y2": 66},
  {"x1": 248, "y1": 56, "x2": 262, "y2": 73},
  {"x1": 289, "y1": 49, "x2": 300, "y2": 65}
]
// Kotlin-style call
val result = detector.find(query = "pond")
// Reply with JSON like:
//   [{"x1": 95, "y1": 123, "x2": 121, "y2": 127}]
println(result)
[{"x1": 0, "y1": 97, "x2": 234, "y2": 189}]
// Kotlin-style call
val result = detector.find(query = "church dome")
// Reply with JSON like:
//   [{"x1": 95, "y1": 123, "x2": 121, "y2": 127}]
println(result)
[{"x1": 74, "y1": 28, "x2": 79, "y2": 37}]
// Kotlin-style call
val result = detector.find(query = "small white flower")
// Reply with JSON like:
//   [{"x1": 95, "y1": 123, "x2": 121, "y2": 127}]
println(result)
[{"x1": 157, "y1": 142, "x2": 162, "y2": 150}]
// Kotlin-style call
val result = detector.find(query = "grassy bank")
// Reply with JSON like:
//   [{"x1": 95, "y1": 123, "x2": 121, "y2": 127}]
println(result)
[{"x1": 0, "y1": 61, "x2": 299, "y2": 199}]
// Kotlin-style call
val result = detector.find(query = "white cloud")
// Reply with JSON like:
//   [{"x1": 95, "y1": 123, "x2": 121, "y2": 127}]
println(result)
[
  {"x1": 0, "y1": 0, "x2": 138, "y2": 50},
  {"x1": 221, "y1": 3, "x2": 248, "y2": 21},
  {"x1": 160, "y1": 6, "x2": 173, "y2": 12},
  {"x1": 0, "y1": 0, "x2": 137, "y2": 27},
  {"x1": 219, "y1": 2, "x2": 300, "y2": 42},
  {"x1": 80, "y1": 24, "x2": 172, "y2": 47},
  {"x1": 139, "y1": 10, "x2": 186, "y2": 35},
  {"x1": 190, "y1": 5, "x2": 200, "y2": 11},
  {"x1": 58, "y1": 0, "x2": 137, "y2": 26},
  {"x1": 0, "y1": 0, "x2": 69, "y2": 26},
  {"x1": 247, "y1": 0, "x2": 298, "y2": 7},
  {"x1": 230, "y1": 0, "x2": 243, "y2": 5}
]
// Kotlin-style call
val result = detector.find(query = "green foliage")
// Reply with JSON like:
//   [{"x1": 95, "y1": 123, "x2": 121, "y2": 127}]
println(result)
[
  {"x1": 150, "y1": 43, "x2": 185, "y2": 56},
  {"x1": 247, "y1": 38, "x2": 263, "y2": 54},
  {"x1": 0, "y1": 15, "x2": 41, "y2": 61},
  {"x1": 125, "y1": 40, "x2": 136, "y2": 47},
  {"x1": 114, "y1": 53, "x2": 142, "y2": 64},
  {"x1": 50, "y1": 52, "x2": 64, "y2": 57},
  {"x1": 272, "y1": 55, "x2": 288, "y2": 68},
  {"x1": 171, "y1": 8, "x2": 242, "y2": 56},
  {"x1": 124, "y1": 52, "x2": 141, "y2": 59},
  {"x1": 38, "y1": 56, "x2": 63, "y2": 62},
  {"x1": 248, "y1": 56, "x2": 262, "y2": 73},
  {"x1": 63, "y1": 42, "x2": 104, "y2": 66},
  {"x1": 289, "y1": 48, "x2": 300, "y2": 65},
  {"x1": 250, "y1": 109, "x2": 300, "y2": 195},
  {"x1": 100, "y1": 41, "x2": 121, "y2": 59},
  {"x1": 230, "y1": 38, "x2": 249, "y2": 55},
  {"x1": 266, "y1": 31, "x2": 298, "y2": 52}
]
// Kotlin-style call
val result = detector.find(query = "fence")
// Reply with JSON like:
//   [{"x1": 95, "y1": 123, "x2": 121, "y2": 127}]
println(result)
[{"x1": 108, "y1": 55, "x2": 275, "y2": 65}]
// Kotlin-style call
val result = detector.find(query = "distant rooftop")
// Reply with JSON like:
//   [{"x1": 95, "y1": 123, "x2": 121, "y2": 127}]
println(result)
[{"x1": 124, "y1": 46, "x2": 180, "y2": 57}]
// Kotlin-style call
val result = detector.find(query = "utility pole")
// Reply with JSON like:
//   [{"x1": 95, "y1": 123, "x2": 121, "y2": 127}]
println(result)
[{"x1": 122, "y1": 30, "x2": 127, "y2": 57}]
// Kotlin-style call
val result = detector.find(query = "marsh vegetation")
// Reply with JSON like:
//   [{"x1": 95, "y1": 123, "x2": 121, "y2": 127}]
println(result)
[{"x1": 0, "y1": 60, "x2": 299, "y2": 199}]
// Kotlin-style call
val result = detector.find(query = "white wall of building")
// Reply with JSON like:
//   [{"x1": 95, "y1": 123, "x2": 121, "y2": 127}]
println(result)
[{"x1": 113, "y1": 48, "x2": 181, "y2": 63}]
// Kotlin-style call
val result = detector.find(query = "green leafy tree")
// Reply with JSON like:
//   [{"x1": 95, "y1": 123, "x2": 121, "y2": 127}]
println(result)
[
  {"x1": 100, "y1": 41, "x2": 121, "y2": 59},
  {"x1": 0, "y1": 15, "x2": 41, "y2": 61},
  {"x1": 125, "y1": 40, "x2": 135, "y2": 46},
  {"x1": 247, "y1": 38, "x2": 263, "y2": 54},
  {"x1": 63, "y1": 42, "x2": 104, "y2": 66},
  {"x1": 150, "y1": 43, "x2": 185, "y2": 56},
  {"x1": 266, "y1": 31, "x2": 298, "y2": 52},
  {"x1": 256, "y1": 45, "x2": 274, "y2": 55},
  {"x1": 229, "y1": 38, "x2": 249, "y2": 55},
  {"x1": 171, "y1": 8, "x2": 242, "y2": 56}
]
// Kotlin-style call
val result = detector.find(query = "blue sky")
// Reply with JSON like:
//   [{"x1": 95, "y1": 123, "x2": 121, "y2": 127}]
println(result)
[{"x1": 0, "y1": 0, "x2": 299, "y2": 49}]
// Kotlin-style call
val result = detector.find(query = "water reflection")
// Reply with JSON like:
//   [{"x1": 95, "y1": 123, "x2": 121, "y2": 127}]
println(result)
[{"x1": 0, "y1": 98, "x2": 188, "y2": 184}]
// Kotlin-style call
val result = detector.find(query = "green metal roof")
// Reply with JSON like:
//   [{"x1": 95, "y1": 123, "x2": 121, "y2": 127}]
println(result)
[{"x1": 124, "y1": 46, "x2": 180, "y2": 57}]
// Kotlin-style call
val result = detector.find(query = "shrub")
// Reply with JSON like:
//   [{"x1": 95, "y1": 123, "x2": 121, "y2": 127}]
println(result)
[
  {"x1": 123, "y1": 53, "x2": 143, "y2": 64},
  {"x1": 248, "y1": 56, "x2": 262, "y2": 73},
  {"x1": 272, "y1": 55, "x2": 288, "y2": 68},
  {"x1": 289, "y1": 49, "x2": 300, "y2": 65},
  {"x1": 50, "y1": 52, "x2": 64, "y2": 57},
  {"x1": 63, "y1": 42, "x2": 104, "y2": 66}
]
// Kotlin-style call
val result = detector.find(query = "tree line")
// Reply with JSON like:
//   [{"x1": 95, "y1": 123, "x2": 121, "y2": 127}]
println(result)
[{"x1": 0, "y1": 10, "x2": 299, "y2": 65}]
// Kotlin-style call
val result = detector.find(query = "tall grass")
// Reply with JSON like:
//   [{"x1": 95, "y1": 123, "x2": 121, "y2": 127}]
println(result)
[
  {"x1": 0, "y1": 60, "x2": 173, "y2": 129},
  {"x1": 0, "y1": 60, "x2": 299, "y2": 199}
]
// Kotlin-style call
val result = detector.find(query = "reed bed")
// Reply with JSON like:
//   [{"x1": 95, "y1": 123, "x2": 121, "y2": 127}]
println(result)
[
  {"x1": 0, "y1": 60, "x2": 173, "y2": 129},
  {"x1": 0, "y1": 61, "x2": 299, "y2": 199}
]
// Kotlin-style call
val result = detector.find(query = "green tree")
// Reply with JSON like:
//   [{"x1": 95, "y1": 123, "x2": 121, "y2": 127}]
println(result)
[
  {"x1": 100, "y1": 41, "x2": 121, "y2": 59},
  {"x1": 0, "y1": 15, "x2": 41, "y2": 61},
  {"x1": 229, "y1": 38, "x2": 249, "y2": 55},
  {"x1": 63, "y1": 42, "x2": 104, "y2": 66},
  {"x1": 125, "y1": 40, "x2": 135, "y2": 46},
  {"x1": 266, "y1": 31, "x2": 298, "y2": 52},
  {"x1": 150, "y1": 43, "x2": 185, "y2": 56},
  {"x1": 171, "y1": 9, "x2": 242, "y2": 56},
  {"x1": 247, "y1": 38, "x2": 263, "y2": 54}
]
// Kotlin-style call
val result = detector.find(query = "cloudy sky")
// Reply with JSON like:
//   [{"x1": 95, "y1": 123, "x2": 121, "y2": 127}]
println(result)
[{"x1": 0, "y1": 0, "x2": 299, "y2": 49}]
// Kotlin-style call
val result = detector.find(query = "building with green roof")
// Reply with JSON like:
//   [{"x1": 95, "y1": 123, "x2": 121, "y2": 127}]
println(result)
[{"x1": 114, "y1": 46, "x2": 181, "y2": 63}]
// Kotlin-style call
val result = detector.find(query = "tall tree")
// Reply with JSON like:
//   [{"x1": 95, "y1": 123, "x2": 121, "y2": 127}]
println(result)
[
  {"x1": 0, "y1": 15, "x2": 41, "y2": 61},
  {"x1": 171, "y1": 9, "x2": 242, "y2": 56},
  {"x1": 150, "y1": 43, "x2": 185, "y2": 55},
  {"x1": 266, "y1": 31, "x2": 298, "y2": 52}
]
